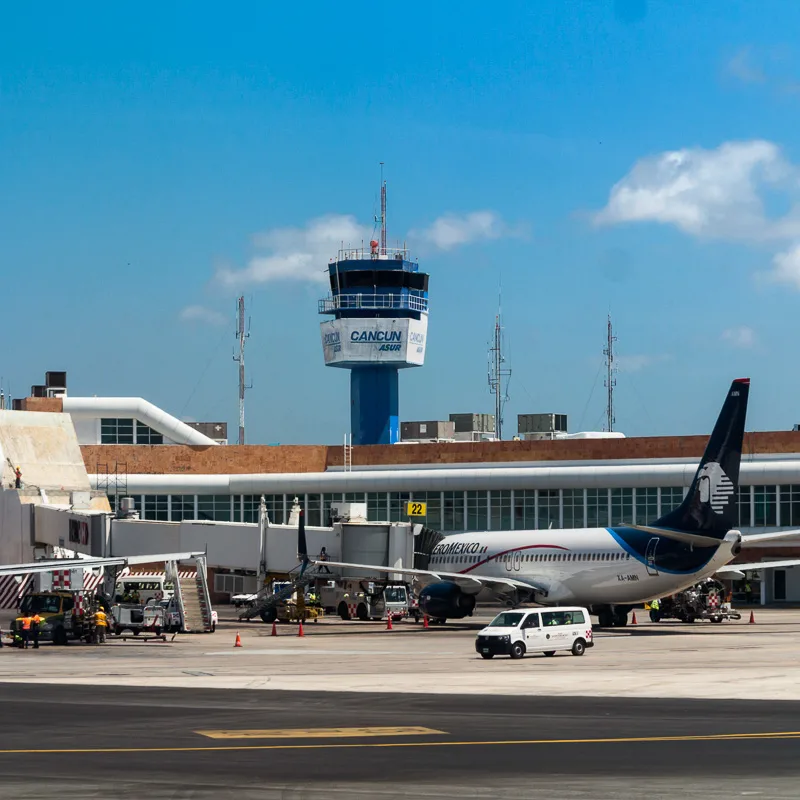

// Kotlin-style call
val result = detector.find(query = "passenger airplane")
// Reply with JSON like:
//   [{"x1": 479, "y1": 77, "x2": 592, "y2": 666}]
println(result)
[{"x1": 313, "y1": 379, "x2": 800, "y2": 627}]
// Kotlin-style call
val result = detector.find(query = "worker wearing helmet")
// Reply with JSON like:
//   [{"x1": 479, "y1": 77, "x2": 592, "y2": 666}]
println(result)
[
  {"x1": 30, "y1": 613, "x2": 42, "y2": 649},
  {"x1": 94, "y1": 607, "x2": 108, "y2": 644},
  {"x1": 14, "y1": 466, "x2": 21, "y2": 489}
]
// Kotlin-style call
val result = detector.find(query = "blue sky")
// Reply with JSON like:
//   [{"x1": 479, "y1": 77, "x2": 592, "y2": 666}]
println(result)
[{"x1": 3, "y1": 1, "x2": 800, "y2": 443}]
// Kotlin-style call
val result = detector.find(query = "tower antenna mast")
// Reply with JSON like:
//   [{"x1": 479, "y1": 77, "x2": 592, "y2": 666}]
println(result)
[
  {"x1": 233, "y1": 296, "x2": 252, "y2": 444},
  {"x1": 603, "y1": 314, "x2": 617, "y2": 432},
  {"x1": 380, "y1": 162, "x2": 387, "y2": 256},
  {"x1": 488, "y1": 290, "x2": 512, "y2": 440}
]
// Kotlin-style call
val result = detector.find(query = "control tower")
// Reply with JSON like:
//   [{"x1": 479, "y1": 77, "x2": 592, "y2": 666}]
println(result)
[{"x1": 319, "y1": 181, "x2": 429, "y2": 445}]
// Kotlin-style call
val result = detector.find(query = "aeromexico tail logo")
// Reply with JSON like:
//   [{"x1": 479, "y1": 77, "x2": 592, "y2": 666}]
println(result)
[{"x1": 697, "y1": 461, "x2": 735, "y2": 514}]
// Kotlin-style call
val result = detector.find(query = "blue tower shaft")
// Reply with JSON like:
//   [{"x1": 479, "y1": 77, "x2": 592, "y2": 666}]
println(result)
[{"x1": 350, "y1": 367, "x2": 399, "y2": 446}]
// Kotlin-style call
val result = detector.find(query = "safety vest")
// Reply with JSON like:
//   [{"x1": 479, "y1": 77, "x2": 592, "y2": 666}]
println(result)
[
  {"x1": 31, "y1": 614, "x2": 42, "y2": 625},
  {"x1": 20, "y1": 616, "x2": 32, "y2": 631},
  {"x1": 94, "y1": 611, "x2": 108, "y2": 627}
]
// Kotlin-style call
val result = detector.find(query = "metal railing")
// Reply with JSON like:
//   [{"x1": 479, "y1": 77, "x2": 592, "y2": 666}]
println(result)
[
  {"x1": 318, "y1": 293, "x2": 429, "y2": 314},
  {"x1": 334, "y1": 246, "x2": 410, "y2": 262}
]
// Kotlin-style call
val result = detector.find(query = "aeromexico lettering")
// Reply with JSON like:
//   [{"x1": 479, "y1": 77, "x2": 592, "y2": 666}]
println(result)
[{"x1": 433, "y1": 542, "x2": 484, "y2": 556}]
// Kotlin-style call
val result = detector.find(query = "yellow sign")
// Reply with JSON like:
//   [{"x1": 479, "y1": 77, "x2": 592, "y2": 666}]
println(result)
[
  {"x1": 195, "y1": 726, "x2": 445, "y2": 740},
  {"x1": 406, "y1": 501, "x2": 427, "y2": 517}
]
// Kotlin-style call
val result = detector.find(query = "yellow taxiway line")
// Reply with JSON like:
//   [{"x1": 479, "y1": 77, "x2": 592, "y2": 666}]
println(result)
[
  {"x1": 0, "y1": 730, "x2": 799, "y2": 755},
  {"x1": 196, "y1": 726, "x2": 445, "y2": 739}
]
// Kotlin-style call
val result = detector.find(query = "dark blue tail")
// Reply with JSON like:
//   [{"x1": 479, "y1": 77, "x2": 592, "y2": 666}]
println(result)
[{"x1": 653, "y1": 378, "x2": 749, "y2": 537}]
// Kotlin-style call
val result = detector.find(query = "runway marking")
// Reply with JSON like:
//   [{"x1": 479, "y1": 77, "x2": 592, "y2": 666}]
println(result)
[
  {"x1": 1, "y1": 730, "x2": 800, "y2": 755},
  {"x1": 196, "y1": 726, "x2": 445, "y2": 740}
]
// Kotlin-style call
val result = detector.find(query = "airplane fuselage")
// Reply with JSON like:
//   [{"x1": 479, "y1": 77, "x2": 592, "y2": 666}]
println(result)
[{"x1": 429, "y1": 526, "x2": 739, "y2": 607}]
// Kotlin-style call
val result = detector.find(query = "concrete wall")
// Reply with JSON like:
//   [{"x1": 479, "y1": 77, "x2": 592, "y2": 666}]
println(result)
[
  {"x1": 0, "y1": 409, "x2": 90, "y2": 491},
  {"x1": 110, "y1": 519, "x2": 181, "y2": 557},
  {"x1": 0, "y1": 489, "x2": 33, "y2": 564},
  {"x1": 180, "y1": 521, "x2": 260, "y2": 570}
]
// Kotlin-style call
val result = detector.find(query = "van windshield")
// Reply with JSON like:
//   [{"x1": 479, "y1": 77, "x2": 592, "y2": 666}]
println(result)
[
  {"x1": 19, "y1": 595, "x2": 62, "y2": 614},
  {"x1": 488, "y1": 612, "x2": 524, "y2": 628},
  {"x1": 384, "y1": 587, "x2": 407, "y2": 603}
]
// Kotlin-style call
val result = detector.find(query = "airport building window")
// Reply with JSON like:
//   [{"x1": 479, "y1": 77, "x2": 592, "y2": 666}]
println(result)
[
  {"x1": 368, "y1": 492, "x2": 388, "y2": 522},
  {"x1": 637, "y1": 488, "x2": 659, "y2": 523},
  {"x1": 239, "y1": 494, "x2": 284, "y2": 524},
  {"x1": 422, "y1": 491, "x2": 442, "y2": 529},
  {"x1": 198, "y1": 495, "x2": 232, "y2": 522},
  {"x1": 100, "y1": 418, "x2": 134, "y2": 444},
  {"x1": 305, "y1": 494, "x2": 322, "y2": 527},
  {"x1": 739, "y1": 486, "x2": 753, "y2": 527},
  {"x1": 538, "y1": 490, "x2": 559, "y2": 530},
  {"x1": 490, "y1": 490, "x2": 512, "y2": 531},
  {"x1": 514, "y1": 490, "x2": 536, "y2": 530},
  {"x1": 135, "y1": 421, "x2": 164, "y2": 445},
  {"x1": 562, "y1": 489, "x2": 585, "y2": 529},
  {"x1": 586, "y1": 489, "x2": 609, "y2": 528},
  {"x1": 779, "y1": 485, "x2": 800, "y2": 526},
  {"x1": 170, "y1": 494, "x2": 196, "y2": 522},
  {"x1": 143, "y1": 494, "x2": 168, "y2": 521},
  {"x1": 442, "y1": 491, "x2": 465, "y2": 531},
  {"x1": 323, "y1": 494, "x2": 344, "y2": 525},
  {"x1": 753, "y1": 485, "x2": 777, "y2": 527},
  {"x1": 466, "y1": 491, "x2": 488, "y2": 531},
  {"x1": 660, "y1": 487, "x2": 684, "y2": 514},
  {"x1": 611, "y1": 488, "x2": 633, "y2": 526},
  {"x1": 389, "y1": 492, "x2": 411, "y2": 522}
]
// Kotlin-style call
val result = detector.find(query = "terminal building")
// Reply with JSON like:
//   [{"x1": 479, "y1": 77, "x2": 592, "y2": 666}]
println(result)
[{"x1": 5, "y1": 371, "x2": 800, "y2": 604}]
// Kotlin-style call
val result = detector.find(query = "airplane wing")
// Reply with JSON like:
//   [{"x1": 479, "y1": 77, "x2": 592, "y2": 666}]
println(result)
[
  {"x1": 741, "y1": 530, "x2": 800, "y2": 544},
  {"x1": 0, "y1": 551, "x2": 206, "y2": 578},
  {"x1": 717, "y1": 558, "x2": 800, "y2": 577},
  {"x1": 313, "y1": 560, "x2": 546, "y2": 596}
]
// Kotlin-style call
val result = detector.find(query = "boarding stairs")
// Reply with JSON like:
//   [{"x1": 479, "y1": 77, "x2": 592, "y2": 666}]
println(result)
[
  {"x1": 169, "y1": 556, "x2": 214, "y2": 633},
  {"x1": 238, "y1": 563, "x2": 321, "y2": 623}
]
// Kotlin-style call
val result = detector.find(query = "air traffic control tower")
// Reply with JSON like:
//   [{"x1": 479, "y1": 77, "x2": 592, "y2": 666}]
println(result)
[{"x1": 319, "y1": 183, "x2": 429, "y2": 445}]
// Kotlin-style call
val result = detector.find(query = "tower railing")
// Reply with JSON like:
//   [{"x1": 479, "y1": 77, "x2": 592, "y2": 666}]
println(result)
[
  {"x1": 318, "y1": 293, "x2": 429, "y2": 314},
  {"x1": 333, "y1": 246, "x2": 411, "y2": 262}
]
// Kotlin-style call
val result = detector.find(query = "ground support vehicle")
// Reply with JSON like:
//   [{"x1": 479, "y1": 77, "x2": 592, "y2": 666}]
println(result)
[
  {"x1": 476, "y1": 607, "x2": 593, "y2": 660},
  {"x1": 649, "y1": 578, "x2": 742, "y2": 624},
  {"x1": 319, "y1": 579, "x2": 415, "y2": 622},
  {"x1": 10, "y1": 591, "x2": 112, "y2": 646},
  {"x1": 111, "y1": 603, "x2": 171, "y2": 640}
]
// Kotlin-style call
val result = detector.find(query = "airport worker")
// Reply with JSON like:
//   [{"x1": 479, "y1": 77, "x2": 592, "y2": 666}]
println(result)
[
  {"x1": 30, "y1": 613, "x2": 42, "y2": 649},
  {"x1": 94, "y1": 607, "x2": 108, "y2": 644},
  {"x1": 745, "y1": 581, "x2": 753, "y2": 604},
  {"x1": 318, "y1": 547, "x2": 332, "y2": 574},
  {"x1": 14, "y1": 466, "x2": 21, "y2": 489},
  {"x1": 19, "y1": 614, "x2": 32, "y2": 649}
]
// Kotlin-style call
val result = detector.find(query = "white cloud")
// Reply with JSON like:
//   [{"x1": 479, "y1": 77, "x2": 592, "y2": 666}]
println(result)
[
  {"x1": 179, "y1": 305, "x2": 226, "y2": 326},
  {"x1": 616, "y1": 354, "x2": 669, "y2": 373},
  {"x1": 593, "y1": 140, "x2": 800, "y2": 241},
  {"x1": 721, "y1": 326, "x2": 756, "y2": 348},
  {"x1": 216, "y1": 214, "x2": 370, "y2": 289},
  {"x1": 412, "y1": 211, "x2": 522, "y2": 251},
  {"x1": 768, "y1": 245, "x2": 800, "y2": 289},
  {"x1": 726, "y1": 47, "x2": 765, "y2": 85}
]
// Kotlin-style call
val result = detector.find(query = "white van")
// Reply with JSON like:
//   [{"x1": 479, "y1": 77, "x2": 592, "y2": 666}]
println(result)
[{"x1": 475, "y1": 607, "x2": 593, "y2": 659}]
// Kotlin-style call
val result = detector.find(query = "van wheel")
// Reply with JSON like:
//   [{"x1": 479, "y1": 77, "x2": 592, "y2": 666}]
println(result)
[
  {"x1": 571, "y1": 638, "x2": 586, "y2": 657},
  {"x1": 509, "y1": 642, "x2": 525, "y2": 660},
  {"x1": 544, "y1": 651, "x2": 556, "y2": 657},
  {"x1": 480, "y1": 653, "x2": 494, "y2": 659},
  {"x1": 337, "y1": 602, "x2": 350, "y2": 621}
]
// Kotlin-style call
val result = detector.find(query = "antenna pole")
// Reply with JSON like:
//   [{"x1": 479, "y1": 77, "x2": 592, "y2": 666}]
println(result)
[
  {"x1": 488, "y1": 292, "x2": 511, "y2": 440},
  {"x1": 380, "y1": 162, "x2": 387, "y2": 256},
  {"x1": 603, "y1": 314, "x2": 617, "y2": 432},
  {"x1": 233, "y1": 296, "x2": 251, "y2": 444}
]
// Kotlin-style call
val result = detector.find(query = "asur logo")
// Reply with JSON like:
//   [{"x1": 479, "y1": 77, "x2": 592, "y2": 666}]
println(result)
[{"x1": 697, "y1": 462, "x2": 734, "y2": 514}]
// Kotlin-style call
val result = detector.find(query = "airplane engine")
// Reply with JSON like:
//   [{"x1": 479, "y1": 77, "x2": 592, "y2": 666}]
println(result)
[{"x1": 418, "y1": 582, "x2": 476, "y2": 620}]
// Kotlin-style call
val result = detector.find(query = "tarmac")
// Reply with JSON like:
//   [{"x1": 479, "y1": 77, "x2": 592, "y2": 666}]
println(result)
[
  {"x1": 3, "y1": 608, "x2": 800, "y2": 797},
  {"x1": 1, "y1": 607, "x2": 799, "y2": 700}
]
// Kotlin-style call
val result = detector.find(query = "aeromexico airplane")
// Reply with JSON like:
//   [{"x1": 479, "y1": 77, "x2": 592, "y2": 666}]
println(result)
[{"x1": 315, "y1": 379, "x2": 800, "y2": 628}]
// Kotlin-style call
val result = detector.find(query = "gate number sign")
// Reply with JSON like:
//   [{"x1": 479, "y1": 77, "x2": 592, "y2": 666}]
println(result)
[{"x1": 406, "y1": 501, "x2": 427, "y2": 517}]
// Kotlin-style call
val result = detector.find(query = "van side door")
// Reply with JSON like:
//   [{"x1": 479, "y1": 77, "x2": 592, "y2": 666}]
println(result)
[{"x1": 520, "y1": 612, "x2": 545, "y2": 651}]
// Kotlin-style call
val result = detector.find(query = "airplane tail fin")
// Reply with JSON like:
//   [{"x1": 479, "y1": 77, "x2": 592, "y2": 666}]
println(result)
[
  {"x1": 653, "y1": 378, "x2": 749, "y2": 538},
  {"x1": 297, "y1": 509, "x2": 309, "y2": 570}
]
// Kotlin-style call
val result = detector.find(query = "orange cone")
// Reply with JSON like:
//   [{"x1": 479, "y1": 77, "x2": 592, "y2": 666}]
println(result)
[
  {"x1": 298, "y1": 620, "x2": 305, "y2": 637},
  {"x1": 234, "y1": 631, "x2": 242, "y2": 648},
  {"x1": 386, "y1": 614, "x2": 393, "y2": 630},
  {"x1": 271, "y1": 621, "x2": 277, "y2": 637},
  {"x1": 423, "y1": 614, "x2": 429, "y2": 629},
  {"x1": 749, "y1": 610, "x2": 755, "y2": 624},
  {"x1": 631, "y1": 611, "x2": 637, "y2": 625}
]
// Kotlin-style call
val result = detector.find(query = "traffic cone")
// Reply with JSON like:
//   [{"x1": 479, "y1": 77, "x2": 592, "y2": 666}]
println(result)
[
  {"x1": 749, "y1": 610, "x2": 755, "y2": 624},
  {"x1": 234, "y1": 631, "x2": 242, "y2": 648},
  {"x1": 386, "y1": 614, "x2": 393, "y2": 630},
  {"x1": 271, "y1": 621, "x2": 277, "y2": 637},
  {"x1": 423, "y1": 614, "x2": 429, "y2": 629},
  {"x1": 298, "y1": 620, "x2": 305, "y2": 637},
  {"x1": 631, "y1": 611, "x2": 637, "y2": 625}
]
